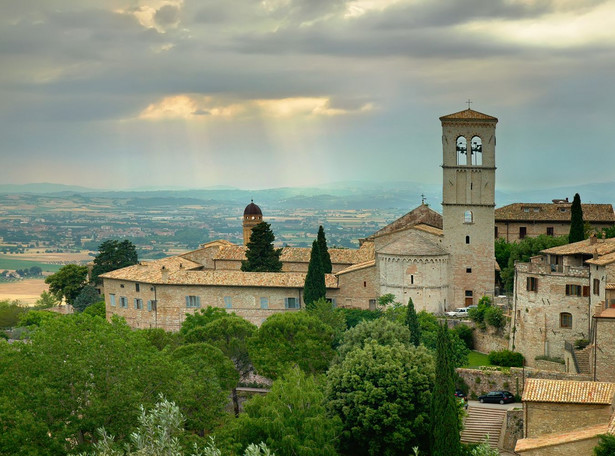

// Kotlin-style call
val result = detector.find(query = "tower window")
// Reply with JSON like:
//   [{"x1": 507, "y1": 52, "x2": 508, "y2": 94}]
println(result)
[
  {"x1": 519, "y1": 227, "x2": 527, "y2": 239},
  {"x1": 456, "y1": 136, "x2": 467, "y2": 165},
  {"x1": 465, "y1": 235, "x2": 470, "y2": 244},
  {"x1": 464, "y1": 211, "x2": 473, "y2": 224},
  {"x1": 495, "y1": 226, "x2": 499, "y2": 238},
  {"x1": 466, "y1": 268, "x2": 472, "y2": 273},
  {"x1": 547, "y1": 227, "x2": 554, "y2": 236},
  {"x1": 471, "y1": 136, "x2": 482, "y2": 165},
  {"x1": 560, "y1": 312, "x2": 572, "y2": 328}
]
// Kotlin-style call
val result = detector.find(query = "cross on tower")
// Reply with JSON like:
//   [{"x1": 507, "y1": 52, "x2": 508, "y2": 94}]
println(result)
[
  {"x1": 421, "y1": 193, "x2": 426, "y2": 205},
  {"x1": 466, "y1": 99, "x2": 472, "y2": 109}
]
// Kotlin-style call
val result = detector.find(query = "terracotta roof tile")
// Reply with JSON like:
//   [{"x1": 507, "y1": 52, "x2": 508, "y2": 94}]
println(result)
[
  {"x1": 522, "y1": 378, "x2": 615, "y2": 404},
  {"x1": 369, "y1": 204, "x2": 443, "y2": 239},
  {"x1": 541, "y1": 237, "x2": 615, "y2": 256},
  {"x1": 515, "y1": 423, "x2": 608, "y2": 452},
  {"x1": 496, "y1": 203, "x2": 615, "y2": 223},
  {"x1": 101, "y1": 259, "x2": 339, "y2": 289},
  {"x1": 608, "y1": 412, "x2": 615, "y2": 434},
  {"x1": 598, "y1": 308, "x2": 615, "y2": 318},
  {"x1": 586, "y1": 251, "x2": 615, "y2": 266},
  {"x1": 606, "y1": 283, "x2": 615, "y2": 290},
  {"x1": 439, "y1": 109, "x2": 498, "y2": 122},
  {"x1": 337, "y1": 260, "x2": 376, "y2": 275},
  {"x1": 378, "y1": 230, "x2": 448, "y2": 256}
]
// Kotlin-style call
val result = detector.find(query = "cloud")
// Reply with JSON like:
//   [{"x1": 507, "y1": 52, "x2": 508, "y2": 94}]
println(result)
[{"x1": 137, "y1": 94, "x2": 373, "y2": 120}]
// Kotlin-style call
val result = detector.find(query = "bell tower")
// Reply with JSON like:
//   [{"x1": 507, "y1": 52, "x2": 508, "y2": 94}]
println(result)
[
  {"x1": 440, "y1": 107, "x2": 497, "y2": 308},
  {"x1": 243, "y1": 200, "x2": 263, "y2": 246}
]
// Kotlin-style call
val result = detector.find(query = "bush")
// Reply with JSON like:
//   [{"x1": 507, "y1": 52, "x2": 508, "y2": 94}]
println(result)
[
  {"x1": 452, "y1": 324, "x2": 475, "y2": 350},
  {"x1": 484, "y1": 306, "x2": 505, "y2": 329},
  {"x1": 83, "y1": 301, "x2": 106, "y2": 318},
  {"x1": 336, "y1": 307, "x2": 381, "y2": 329},
  {"x1": 468, "y1": 296, "x2": 492, "y2": 327},
  {"x1": 575, "y1": 338, "x2": 590, "y2": 350},
  {"x1": 488, "y1": 349, "x2": 524, "y2": 367}
]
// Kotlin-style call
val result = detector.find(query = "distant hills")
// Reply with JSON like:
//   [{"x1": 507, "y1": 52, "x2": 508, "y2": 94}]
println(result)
[{"x1": 1, "y1": 180, "x2": 613, "y2": 211}]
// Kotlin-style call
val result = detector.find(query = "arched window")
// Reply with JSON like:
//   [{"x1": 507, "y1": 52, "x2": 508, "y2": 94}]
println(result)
[
  {"x1": 465, "y1": 235, "x2": 470, "y2": 244},
  {"x1": 560, "y1": 312, "x2": 572, "y2": 328},
  {"x1": 471, "y1": 136, "x2": 482, "y2": 165},
  {"x1": 456, "y1": 136, "x2": 467, "y2": 165},
  {"x1": 464, "y1": 210, "x2": 473, "y2": 224}
]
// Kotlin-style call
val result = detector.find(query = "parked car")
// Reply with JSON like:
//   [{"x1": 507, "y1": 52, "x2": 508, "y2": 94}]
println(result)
[
  {"x1": 478, "y1": 391, "x2": 515, "y2": 404},
  {"x1": 445, "y1": 307, "x2": 469, "y2": 317}
]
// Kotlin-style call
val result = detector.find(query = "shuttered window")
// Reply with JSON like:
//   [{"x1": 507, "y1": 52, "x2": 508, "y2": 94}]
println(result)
[{"x1": 186, "y1": 296, "x2": 201, "y2": 308}]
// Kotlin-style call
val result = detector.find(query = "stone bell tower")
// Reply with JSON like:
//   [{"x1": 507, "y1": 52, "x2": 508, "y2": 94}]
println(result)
[
  {"x1": 243, "y1": 200, "x2": 263, "y2": 245},
  {"x1": 440, "y1": 107, "x2": 497, "y2": 308}
]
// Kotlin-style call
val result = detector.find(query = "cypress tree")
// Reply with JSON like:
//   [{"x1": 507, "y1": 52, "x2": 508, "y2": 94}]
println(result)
[
  {"x1": 430, "y1": 322, "x2": 461, "y2": 456},
  {"x1": 304, "y1": 240, "x2": 326, "y2": 309},
  {"x1": 405, "y1": 298, "x2": 421, "y2": 347},
  {"x1": 569, "y1": 193, "x2": 585, "y2": 243},
  {"x1": 241, "y1": 222, "x2": 283, "y2": 272},
  {"x1": 317, "y1": 225, "x2": 332, "y2": 274}
]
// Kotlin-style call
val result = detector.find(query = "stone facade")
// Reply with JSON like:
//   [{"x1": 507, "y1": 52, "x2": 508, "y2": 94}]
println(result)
[
  {"x1": 440, "y1": 110, "x2": 497, "y2": 308},
  {"x1": 525, "y1": 402, "x2": 612, "y2": 438},
  {"x1": 590, "y1": 309, "x2": 615, "y2": 382},
  {"x1": 330, "y1": 261, "x2": 378, "y2": 310}
]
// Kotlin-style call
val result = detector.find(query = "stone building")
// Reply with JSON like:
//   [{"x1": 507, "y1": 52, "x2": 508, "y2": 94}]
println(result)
[
  {"x1": 495, "y1": 200, "x2": 615, "y2": 242},
  {"x1": 511, "y1": 236, "x2": 615, "y2": 369},
  {"x1": 102, "y1": 108, "x2": 502, "y2": 329},
  {"x1": 515, "y1": 378, "x2": 615, "y2": 455}
]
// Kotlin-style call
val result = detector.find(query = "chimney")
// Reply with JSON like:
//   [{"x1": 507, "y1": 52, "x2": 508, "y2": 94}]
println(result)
[
  {"x1": 161, "y1": 266, "x2": 169, "y2": 282},
  {"x1": 590, "y1": 234, "x2": 597, "y2": 245}
]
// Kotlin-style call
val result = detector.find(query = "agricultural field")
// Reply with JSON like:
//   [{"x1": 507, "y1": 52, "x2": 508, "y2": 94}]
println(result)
[{"x1": 0, "y1": 278, "x2": 48, "y2": 305}]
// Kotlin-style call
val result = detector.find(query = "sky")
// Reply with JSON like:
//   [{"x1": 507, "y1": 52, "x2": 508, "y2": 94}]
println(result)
[{"x1": 1, "y1": 0, "x2": 614, "y2": 192}]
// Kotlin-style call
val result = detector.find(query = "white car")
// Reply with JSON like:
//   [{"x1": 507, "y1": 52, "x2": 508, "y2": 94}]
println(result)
[{"x1": 445, "y1": 307, "x2": 469, "y2": 317}]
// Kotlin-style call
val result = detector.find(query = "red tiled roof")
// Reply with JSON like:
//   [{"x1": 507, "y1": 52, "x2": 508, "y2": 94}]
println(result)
[
  {"x1": 522, "y1": 378, "x2": 615, "y2": 404},
  {"x1": 515, "y1": 423, "x2": 608, "y2": 452},
  {"x1": 439, "y1": 109, "x2": 498, "y2": 122},
  {"x1": 369, "y1": 204, "x2": 443, "y2": 239},
  {"x1": 496, "y1": 203, "x2": 615, "y2": 223}
]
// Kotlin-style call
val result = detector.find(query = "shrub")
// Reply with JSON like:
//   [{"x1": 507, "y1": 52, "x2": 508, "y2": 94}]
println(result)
[
  {"x1": 468, "y1": 296, "x2": 492, "y2": 327},
  {"x1": 575, "y1": 338, "x2": 590, "y2": 350},
  {"x1": 488, "y1": 349, "x2": 524, "y2": 367},
  {"x1": 484, "y1": 306, "x2": 505, "y2": 329},
  {"x1": 452, "y1": 324, "x2": 474, "y2": 350}
]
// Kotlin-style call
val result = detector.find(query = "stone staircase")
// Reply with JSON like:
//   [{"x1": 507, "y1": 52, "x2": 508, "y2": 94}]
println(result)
[
  {"x1": 461, "y1": 406, "x2": 507, "y2": 448},
  {"x1": 574, "y1": 346, "x2": 591, "y2": 375}
]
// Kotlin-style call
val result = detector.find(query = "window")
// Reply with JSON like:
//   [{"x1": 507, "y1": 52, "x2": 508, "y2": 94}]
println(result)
[
  {"x1": 456, "y1": 136, "x2": 467, "y2": 165},
  {"x1": 466, "y1": 268, "x2": 472, "y2": 273},
  {"x1": 260, "y1": 297, "x2": 269, "y2": 309},
  {"x1": 560, "y1": 312, "x2": 572, "y2": 328},
  {"x1": 186, "y1": 295, "x2": 201, "y2": 308},
  {"x1": 494, "y1": 226, "x2": 499, "y2": 238},
  {"x1": 369, "y1": 299, "x2": 377, "y2": 311},
  {"x1": 363, "y1": 281, "x2": 367, "y2": 287},
  {"x1": 519, "y1": 227, "x2": 527, "y2": 239},
  {"x1": 565, "y1": 284, "x2": 582, "y2": 296},
  {"x1": 465, "y1": 235, "x2": 470, "y2": 244},
  {"x1": 109, "y1": 294, "x2": 116, "y2": 307},
  {"x1": 465, "y1": 290, "x2": 473, "y2": 297},
  {"x1": 147, "y1": 300, "x2": 157, "y2": 312},
  {"x1": 326, "y1": 298, "x2": 337, "y2": 307},
  {"x1": 410, "y1": 275, "x2": 414, "y2": 284},
  {"x1": 546, "y1": 227, "x2": 554, "y2": 236},
  {"x1": 119, "y1": 296, "x2": 128, "y2": 308},
  {"x1": 224, "y1": 296, "x2": 232, "y2": 309},
  {"x1": 527, "y1": 277, "x2": 538, "y2": 292},
  {"x1": 594, "y1": 279, "x2": 600, "y2": 295},
  {"x1": 134, "y1": 298, "x2": 143, "y2": 310},
  {"x1": 583, "y1": 286, "x2": 590, "y2": 297},
  {"x1": 471, "y1": 136, "x2": 482, "y2": 165},
  {"x1": 285, "y1": 297, "x2": 299, "y2": 309},
  {"x1": 465, "y1": 290, "x2": 473, "y2": 306},
  {"x1": 135, "y1": 283, "x2": 140, "y2": 292},
  {"x1": 464, "y1": 211, "x2": 473, "y2": 224}
]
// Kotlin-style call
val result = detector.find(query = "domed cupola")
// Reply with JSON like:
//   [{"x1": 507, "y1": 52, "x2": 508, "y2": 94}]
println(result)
[{"x1": 243, "y1": 200, "x2": 263, "y2": 245}]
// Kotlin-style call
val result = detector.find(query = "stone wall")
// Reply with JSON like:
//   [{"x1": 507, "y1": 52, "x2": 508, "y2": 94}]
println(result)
[
  {"x1": 533, "y1": 359, "x2": 566, "y2": 373},
  {"x1": 472, "y1": 325, "x2": 509, "y2": 354},
  {"x1": 591, "y1": 316, "x2": 615, "y2": 382},
  {"x1": 525, "y1": 402, "x2": 613, "y2": 438},
  {"x1": 331, "y1": 263, "x2": 377, "y2": 310},
  {"x1": 456, "y1": 367, "x2": 591, "y2": 400},
  {"x1": 501, "y1": 408, "x2": 523, "y2": 452},
  {"x1": 516, "y1": 436, "x2": 600, "y2": 456}
]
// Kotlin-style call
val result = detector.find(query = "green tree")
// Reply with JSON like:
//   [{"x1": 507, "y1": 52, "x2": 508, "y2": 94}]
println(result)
[
  {"x1": 594, "y1": 434, "x2": 615, "y2": 456},
  {"x1": 303, "y1": 240, "x2": 326, "y2": 309},
  {"x1": 249, "y1": 312, "x2": 335, "y2": 379},
  {"x1": 180, "y1": 306, "x2": 229, "y2": 337},
  {"x1": 569, "y1": 193, "x2": 585, "y2": 243},
  {"x1": 91, "y1": 239, "x2": 138, "y2": 284},
  {"x1": 35, "y1": 291, "x2": 59, "y2": 309},
  {"x1": 336, "y1": 317, "x2": 411, "y2": 361},
  {"x1": 0, "y1": 300, "x2": 26, "y2": 329},
  {"x1": 430, "y1": 323, "x2": 461, "y2": 456},
  {"x1": 327, "y1": 341, "x2": 435, "y2": 456},
  {"x1": 229, "y1": 367, "x2": 340, "y2": 456},
  {"x1": 241, "y1": 222, "x2": 282, "y2": 272},
  {"x1": 484, "y1": 306, "x2": 505, "y2": 329},
  {"x1": 82, "y1": 301, "x2": 106, "y2": 318},
  {"x1": 317, "y1": 225, "x2": 332, "y2": 274},
  {"x1": 44, "y1": 264, "x2": 88, "y2": 305},
  {"x1": 405, "y1": 298, "x2": 421, "y2": 347},
  {"x1": 73, "y1": 284, "x2": 102, "y2": 312},
  {"x1": 306, "y1": 298, "x2": 347, "y2": 346},
  {"x1": 418, "y1": 311, "x2": 469, "y2": 368}
]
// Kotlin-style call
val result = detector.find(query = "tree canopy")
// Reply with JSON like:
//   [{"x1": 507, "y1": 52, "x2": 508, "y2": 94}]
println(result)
[
  {"x1": 44, "y1": 264, "x2": 88, "y2": 305},
  {"x1": 91, "y1": 239, "x2": 138, "y2": 284},
  {"x1": 249, "y1": 312, "x2": 335, "y2": 379},
  {"x1": 317, "y1": 225, "x2": 332, "y2": 274},
  {"x1": 405, "y1": 298, "x2": 421, "y2": 347},
  {"x1": 303, "y1": 240, "x2": 326, "y2": 309},
  {"x1": 327, "y1": 341, "x2": 435, "y2": 456},
  {"x1": 336, "y1": 317, "x2": 411, "y2": 361},
  {"x1": 569, "y1": 193, "x2": 585, "y2": 243},
  {"x1": 73, "y1": 284, "x2": 102, "y2": 312},
  {"x1": 241, "y1": 222, "x2": 283, "y2": 272}
]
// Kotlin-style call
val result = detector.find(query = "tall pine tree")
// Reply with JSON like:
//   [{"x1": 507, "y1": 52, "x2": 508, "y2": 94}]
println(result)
[
  {"x1": 241, "y1": 222, "x2": 283, "y2": 272},
  {"x1": 405, "y1": 298, "x2": 421, "y2": 347},
  {"x1": 317, "y1": 225, "x2": 332, "y2": 274},
  {"x1": 303, "y1": 240, "x2": 326, "y2": 309},
  {"x1": 569, "y1": 193, "x2": 585, "y2": 243},
  {"x1": 430, "y1": 322, "x2": 461, "y2": 456}
]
